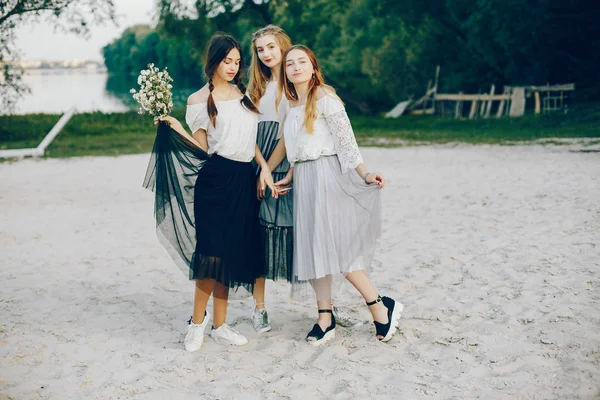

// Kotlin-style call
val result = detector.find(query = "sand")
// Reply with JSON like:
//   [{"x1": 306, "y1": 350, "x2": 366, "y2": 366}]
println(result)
[{"x1": 1, "y1": 144, "x2": 599, "y2": 399}]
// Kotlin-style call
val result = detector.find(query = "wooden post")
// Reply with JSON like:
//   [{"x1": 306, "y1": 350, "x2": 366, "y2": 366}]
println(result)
[
  {"x1": 479, "y1": 91, "x2": 486, "y2": 117},
  {"x1": 469, "y1": 100, "x2": 478, "y2": 119},
  {"x1": 484, "y1": 84, "x2": 495, "y2": 118},
  {"x1": 432, "y1": 66, "x2": 440, "y2": 114},
  {"x1": 455, "y1": 91, "x2": 463, "y2": 119},
  {"x1": 534, "y1": 91, "x2": 541, "y2": 114},
  {"x1": 424, "y1": 80, "x2": 432, "y2": 111},
  {"x1": 496, "y1": 87, "x2": 507, "y2": 118},
  {"x1": 560, "y1": 90, "x2": 564, "y2": 111},
  {"x1": 509, "y1": 87, "x2": 526, "y2": 117}
]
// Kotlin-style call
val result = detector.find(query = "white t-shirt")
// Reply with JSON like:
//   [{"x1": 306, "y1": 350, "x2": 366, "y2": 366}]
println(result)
[
  {"x1": 283, "y1": 93, "x2": 363, "y2": 172},
  {"x1": 185, "y1": 97, "x2": 258, "y2": 162},
  {"x1": 257, "y1": 81, "x2": 288, "y2": 137}
]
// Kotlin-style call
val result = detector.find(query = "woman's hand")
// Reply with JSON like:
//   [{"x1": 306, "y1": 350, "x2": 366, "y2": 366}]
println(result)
[
  {"x1": 157, "y1": 116, "x2": 184, "y2": 133},
  {"x1": 259, "y1": 167, "x2": 278, "y2": 199},
  {"x1": 256, "y1": 177, "x2": 266, "y2": 200},
  {"x1": 365, "y1": 172, "x2": 386, "y2": 189},
  {"x1": 274, "y1": 168, "x2": 293, "y2": 196}
]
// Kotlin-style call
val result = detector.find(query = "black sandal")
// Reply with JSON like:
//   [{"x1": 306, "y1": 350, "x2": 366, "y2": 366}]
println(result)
[
  {"x1": 366, "y1": 295, "x2": 403, "y2": 342},
  {"x1": 306, "y1": 309, "x2": 336, "y2": 346}
]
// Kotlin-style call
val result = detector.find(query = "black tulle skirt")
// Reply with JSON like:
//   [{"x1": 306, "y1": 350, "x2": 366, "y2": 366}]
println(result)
[
  {"x1": 190, "y1": 154, "x2": 262, "y2": 286},
  {"x1": 253, "y1": 121, "x2": 294, "y2": 282},
  {"x1": 143, "y1": 122, "x2": 262, "y2": 291}
]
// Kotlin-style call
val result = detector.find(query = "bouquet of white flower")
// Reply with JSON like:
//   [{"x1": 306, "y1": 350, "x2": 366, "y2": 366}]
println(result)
[{"x1": 130, "y1": 63, "x2": 174, "y2": 121}]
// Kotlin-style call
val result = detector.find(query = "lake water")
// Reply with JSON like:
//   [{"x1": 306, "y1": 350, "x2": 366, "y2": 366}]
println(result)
[
  {"x1": 14, "y1": 69, "x2": 129, "y2": 114},
  {"x1": 13, "y1": 69, "x2": 192, "y2": 115}
]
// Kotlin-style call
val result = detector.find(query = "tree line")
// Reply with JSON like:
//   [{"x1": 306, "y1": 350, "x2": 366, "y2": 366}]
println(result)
[{"x1": 102, "y1": 0, "x2": 599, "y2": 114}]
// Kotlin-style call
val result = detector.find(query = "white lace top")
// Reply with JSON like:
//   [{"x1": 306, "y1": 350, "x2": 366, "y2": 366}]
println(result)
[
  {"x1": 283, "y1": 93, "x2": 363, "y2": 172},
  {"x1": 185, "y1": 97, "x2": 258, "y2": 162}
]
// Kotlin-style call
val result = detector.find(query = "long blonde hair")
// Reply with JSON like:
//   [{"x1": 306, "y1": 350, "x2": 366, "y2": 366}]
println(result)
[
  {"x1": 277, "y1": 45, "x2": 341, "y2": 134},
  {"x1": 248, "y1": 25, "x2": 292, "y2": 105}
]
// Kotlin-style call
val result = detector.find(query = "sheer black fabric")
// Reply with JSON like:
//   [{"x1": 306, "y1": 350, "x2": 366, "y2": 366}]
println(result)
[
  {"x1": 143, "y1": 123, "x2": 262, "y2": 293},
  {"x1": 253, "y1": 121, "x2": 294, "y2": 281},
  {"x1": 143, "y1": 122, "x2": 209, "y2": 277}
]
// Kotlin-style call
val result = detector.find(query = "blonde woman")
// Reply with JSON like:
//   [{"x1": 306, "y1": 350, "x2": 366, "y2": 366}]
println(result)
[
  {"x1": 275, "y1": 45, "x2": 403, "y2": 345},
  {"x1": 248, "y1": 26, "x2": 364, "y2": 333},
  {"x1": 247, "y1": 25, "x2": 293, "y2": 333}
]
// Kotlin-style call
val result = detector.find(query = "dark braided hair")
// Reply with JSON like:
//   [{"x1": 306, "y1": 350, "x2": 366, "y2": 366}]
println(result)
[
  {"x1": 203, "y1": 33, "x2": 259, "y2": 127},
  {"x1": 233, "y1": 73, "x2": 258, "y2": 117}
]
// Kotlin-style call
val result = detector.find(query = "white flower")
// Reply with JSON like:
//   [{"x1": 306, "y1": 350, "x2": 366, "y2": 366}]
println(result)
[{"x1": 131, "y1": 63, "x2": 174, "y2": 120}]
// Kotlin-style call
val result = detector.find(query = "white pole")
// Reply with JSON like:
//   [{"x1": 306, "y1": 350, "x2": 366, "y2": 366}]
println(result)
[{"x1": 0, "y1": 107, "x2": 76, "y2": 159}]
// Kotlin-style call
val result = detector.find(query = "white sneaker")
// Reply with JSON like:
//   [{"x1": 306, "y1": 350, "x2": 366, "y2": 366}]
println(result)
[
  {"x1": 251, "y1": 307, "x2": 272, "y2": 333},
  {"x1": 332, "y1": 305, "x2": 364, "y2": 328},
  {"x1": 184, "y1": 312, "x2": 209, "y2": 352},
  {"x1": 210, "y1": 323, "x2": 249, "y2": 346}
]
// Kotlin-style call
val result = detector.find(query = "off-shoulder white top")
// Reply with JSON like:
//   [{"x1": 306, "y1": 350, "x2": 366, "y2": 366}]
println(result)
[
  {"x1": 185, "y1": 98, "x2": 258, "y2": 162},
  {"x1": 283, "y1": 94, "x2": 363, "y2": 172}
]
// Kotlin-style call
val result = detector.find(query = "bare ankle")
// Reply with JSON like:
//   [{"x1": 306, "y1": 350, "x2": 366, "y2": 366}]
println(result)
[{"x1": 317, "y1": 314, "x2": 332, "y2": 328}]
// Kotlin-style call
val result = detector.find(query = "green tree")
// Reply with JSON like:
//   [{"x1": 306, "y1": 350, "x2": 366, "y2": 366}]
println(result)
[{"x1": 105, "y1": 0, "x2": 600, "y2": 113}]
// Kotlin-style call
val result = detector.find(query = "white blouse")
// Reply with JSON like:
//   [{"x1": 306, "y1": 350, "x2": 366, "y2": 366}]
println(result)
[
  {"x1": 185, "y1": 97, "x2": 258, "y2": 162},
  {"x1": 283, "y1": 93, "x2": 363, "y2": 173}
]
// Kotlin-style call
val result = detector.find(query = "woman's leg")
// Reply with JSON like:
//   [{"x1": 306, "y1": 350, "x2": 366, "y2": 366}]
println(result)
[
  {"x1": 212, "y1": 282, "x2": 229, "y2": 328},
  {"x1": 310, "y1": 275, "x2": 333, "y2": 330},
  {"x1": 344, "y1": 270, "x2": 390, "y2": 336},
  {"x1": 193, "y1": 278, "x2": 215, "y2": 324},
  {"x1": 184, "y1": 278, "x2": 214, "y2": 352},
  {"x1": 253, "y1": 277, "x2": 266, "y2": 309}
]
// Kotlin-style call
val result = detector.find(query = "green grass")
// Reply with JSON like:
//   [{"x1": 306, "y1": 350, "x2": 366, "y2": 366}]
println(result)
[
  {"x1": 352, "y1": 102, "x2": 600, "y2": 145},
  {"x1": 1, "y1": 103, "x2": 599, "y2": 158}
]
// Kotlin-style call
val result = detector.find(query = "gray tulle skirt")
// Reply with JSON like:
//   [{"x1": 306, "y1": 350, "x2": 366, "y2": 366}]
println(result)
[
  {"x1": 254, "y1": 121, "x2": 294, "y2": 282},
  {"x1": 292, "y1": 155, "x2": 382, "y2": 289}
]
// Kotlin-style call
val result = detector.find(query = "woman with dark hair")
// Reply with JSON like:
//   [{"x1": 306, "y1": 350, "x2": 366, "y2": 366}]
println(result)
[
  {"x1": 144, "y1": 33, "x2": 277, "y2": 352},
  {"x1": 275, "y1": 45, "x2": 403, "y2": 345}
]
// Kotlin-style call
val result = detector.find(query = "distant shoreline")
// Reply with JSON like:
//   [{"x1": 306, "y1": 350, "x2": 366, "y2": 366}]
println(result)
[{"x1": 24, "y1": 67, "x2": 108, "y2": 75}]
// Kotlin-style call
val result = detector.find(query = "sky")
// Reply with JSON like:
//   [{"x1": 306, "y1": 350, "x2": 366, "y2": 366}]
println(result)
[{"x1": 14, "y1": 0, "x2": 156, "y2": 61}]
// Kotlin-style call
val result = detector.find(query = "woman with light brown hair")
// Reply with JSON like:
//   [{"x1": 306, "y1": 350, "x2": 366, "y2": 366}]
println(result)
[
  {"x1": 275, "y1": 44, "x2": 403, "y2": 345},
  {"x1": 247, "y1": 26, "x2": 364, "y2": 333}
]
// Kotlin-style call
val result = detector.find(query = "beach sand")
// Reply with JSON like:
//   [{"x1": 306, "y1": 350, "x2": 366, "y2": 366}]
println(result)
[{"x1": 1, "y1": 144, "x2": 599, "y2": 399}]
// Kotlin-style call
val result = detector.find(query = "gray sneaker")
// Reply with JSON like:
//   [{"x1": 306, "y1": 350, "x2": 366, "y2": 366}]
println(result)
[
  {"x1": 332, "y1": 305, "x2": 364, "y2": 328},
  {"x1": 251, "y1": 307, "x2": 272, "y2": 333}
]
